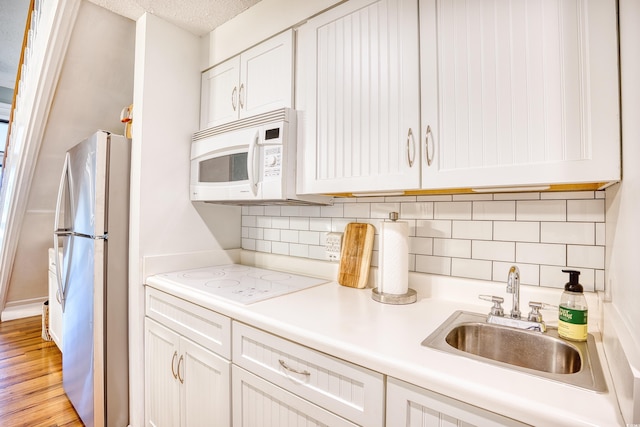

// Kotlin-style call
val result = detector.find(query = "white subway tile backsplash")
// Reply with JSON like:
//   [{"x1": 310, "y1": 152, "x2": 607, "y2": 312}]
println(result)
[
  {"x1": 344, "y1": 202, "x2": 371, "y2": 218},
  {"x1": 517, "y1": 200, "x2": 566, "y2": 221},
  {"x1": 409, "y1": 237, "x2": 433, "y2": 255},
  {"x1": 255, "y1": 240, "x2": 272, "y2": 253},
  {"x1": 452, "y1": 221, "x2": 492, "y2": 240},
  {"x1": 493, "y1": 192, "x2": 541, "y2": 201},
  {"x1": 401, "y1": 202, "x2": 434, "y2": 219},
  {"x1": 596, "y1": 223, "x2": 606, "y2": 246},
  {"x1": 248, "y1": 206, "x2": 265, "y2": 216},
  {"x1": 492, "y1": 262, "x2": 540, "y2": 286},
  {"x1": 453, "y1": 193, "x2": 493, "y2": 201},
  {"x1": 416, "y1": 255, "x2": 451, "y2": 275},
  {"x1": 299, "y1": 231, "x2": 320, "y2": 245},
  {"x1": 416, "y1": 220, "x2": 452, "y2": 238},
  {"x1": 541, "y1": 191, "x2": 595, "y2": 200},
  {"x1": 434, "y1": 238, "x2": 471, "y2": 258},
  {"x1": 451, "y1": 258, "x2": 492, "y2": 281},
  {"x1": 540, "y1": 265, "x2": 595, "y2": 292},
  {"x1": 494, "y1": 221, "x2": 539, "y2": 242},
  {"x1": 272, "y1": 217, "x2": 290, "y2": 229},
  {"x1": 516, "y1": 242, "x2": 566, "y2": 266},
  {"x1": 472, "y1": 241, "x2": 515, "y2": 262},
  {"x1": 242, "y1": 215, "x2": 257, "y2": 227},
  {"x1": 331, "y1": 218, "x2": 352, "y2": 232},
  {"x1": 473, "y1": 201, "x2": 515, "y2": 221},
  {"x1": 417, "y1": 194, "x2": 453, "y2": 202},
  {"x1": 290, "y1": 217, "x2": 310, "y2": 231},
  {"x1": 567, "y1": 245, "x2": 605, "y2": 269},
  {"x1": 371, "y1": 203, "x2": 401, "y2": 218},
  {"x1": 434, "y1": 202, "x2": 472, "y2": 220},
  {"x1": 567, "y1": 199, "x2": 605, "y2": 222},
  {"x1": 541, "y1": 222, "x2": 594, "y2": 245},
  {"x1": 289, "y1": 244, "x2": 309, "y2": 258},
  {"x1": 310, "y1": 218, "x2": 332, "y2": 232},
  {"x1": 264, "y1": 206, "x2": 281, "y2": 216},
  {"x1": 271, "y1": 241, "x2": 289, "y2": 255},
  {"x1": 248, "y1": 227, "x2": 263, "y2": 240},
  {"x1": 320, "y1": 204, "x2": 344, "y2": 217},
  {"x1": 242, "y1": 238, "x2": 256, "y2": 251},
  {"x1": 264, "y1": 228, "x2": 280, "y2": 241},
  {"x1": 256, "y1": 216, "x2": 272, "y2": 228},
  {"x1": 241, "y1": 191, "x2": 606, "y2": 291},
  {"x1": 280, "y1": 230, "x2": 299, "y2": 243}
]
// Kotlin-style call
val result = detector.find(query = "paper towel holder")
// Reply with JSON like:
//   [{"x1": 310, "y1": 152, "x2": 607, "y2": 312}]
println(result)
[{"x1": 372, "y1": 212, "x2": 417, "y2": 305}]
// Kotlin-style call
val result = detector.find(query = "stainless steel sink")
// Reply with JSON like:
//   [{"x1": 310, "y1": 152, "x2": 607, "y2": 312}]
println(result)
[{"x1": 422, "y1": 311, "x2": 607, "y2": 392}]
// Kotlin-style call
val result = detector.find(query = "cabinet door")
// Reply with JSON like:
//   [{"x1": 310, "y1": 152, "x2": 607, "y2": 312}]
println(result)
[
  {"x1": 420, "y1": 0, "x2": 620, "y2": 190},
  {"x1": 201, "y1": 56, "x2": 241, "y2": 129},
  {"x1": 180, "y1": 337, "x2": 231, "y2": 427},
  {"x1": 297, "y1": 0, "x2": 421, "y2": 194},
  {"x1": 232, "y1": 365, "x2": 358, "y2": 427},
  {"x1": 240, "y1": 30, "x2": 293, "y2": 119},
  {"x1": 145, "y1": 319, "x2": 180, "y2": 427},
  {"x1": 386, "y1": 377, "x2": 530, "y2": 427}
]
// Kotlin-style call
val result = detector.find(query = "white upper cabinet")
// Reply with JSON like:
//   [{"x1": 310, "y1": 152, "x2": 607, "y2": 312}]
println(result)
[
  {"x1": 296, "y1": 0, "x2": 421, "y2": 194},
  {"x1": 420, "y1": 0, "x2": 620, "y2": 190},
  {"x1": 200, "y1": 30, "x2": 294, "y2": 129}
]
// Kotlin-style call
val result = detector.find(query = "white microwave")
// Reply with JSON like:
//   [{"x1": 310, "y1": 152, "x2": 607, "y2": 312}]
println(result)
[{"x1": 190, "y1": 108, "x2": 332, "y2": 205}]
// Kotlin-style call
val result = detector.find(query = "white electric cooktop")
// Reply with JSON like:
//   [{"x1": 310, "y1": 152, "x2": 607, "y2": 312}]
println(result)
[{"x1": 151, "y1": 264, "x2": 329, "y2": 305}]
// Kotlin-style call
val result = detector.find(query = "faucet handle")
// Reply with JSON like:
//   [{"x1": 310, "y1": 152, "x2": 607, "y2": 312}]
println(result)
[
  {"x1": 479, "y1": 295, "x2": 505, "y2": 317},
  {"x1": 527, "y1": 301, "x2": 558, "y2": 322}
]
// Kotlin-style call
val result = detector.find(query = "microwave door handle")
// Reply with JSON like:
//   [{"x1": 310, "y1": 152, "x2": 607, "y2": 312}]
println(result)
[{"x1": 247, "y1": 130, "x2": 259, "y2": 196}]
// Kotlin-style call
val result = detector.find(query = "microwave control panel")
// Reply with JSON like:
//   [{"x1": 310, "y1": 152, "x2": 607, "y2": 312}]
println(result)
[{"x1": 263, "y1": 145, "x2": 282, "y2": 178}]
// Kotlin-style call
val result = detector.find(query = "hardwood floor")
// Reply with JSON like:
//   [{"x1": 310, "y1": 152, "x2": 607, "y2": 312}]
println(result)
[{"x1": 0, "y1": 316, "x2": 83, "y2": 426}]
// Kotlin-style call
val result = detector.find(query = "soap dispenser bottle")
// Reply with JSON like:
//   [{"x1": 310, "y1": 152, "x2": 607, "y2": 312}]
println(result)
[{"x1": 558, "y1": 269, "x2": 588, "y2": 341}]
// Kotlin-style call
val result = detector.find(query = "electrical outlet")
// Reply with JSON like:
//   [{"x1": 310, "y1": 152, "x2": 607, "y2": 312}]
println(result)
[{"x1": 325, "y1": 232, "x2": 343, "y2": 262}]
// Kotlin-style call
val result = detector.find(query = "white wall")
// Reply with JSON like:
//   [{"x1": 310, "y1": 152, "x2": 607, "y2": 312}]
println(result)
[
  {"x1": 129, "y1": 13, "x2": 241, "y2": 426},
  {"x1": 6, "y1": 1, "x2": 135, "y2": 307},
  {"x1": 607, "y1": 0, "x2": 640, "y2": 345}
]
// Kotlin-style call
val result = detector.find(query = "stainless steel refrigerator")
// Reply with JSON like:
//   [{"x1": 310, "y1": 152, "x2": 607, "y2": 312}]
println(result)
[{"x1": 53, "y1": 130, "x2": 129, "y2": 427}]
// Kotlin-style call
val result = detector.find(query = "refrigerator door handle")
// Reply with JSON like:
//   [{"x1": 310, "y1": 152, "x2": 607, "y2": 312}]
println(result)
[{"x1": 53, "y1": 153, "x2": 71, "y2": 311}]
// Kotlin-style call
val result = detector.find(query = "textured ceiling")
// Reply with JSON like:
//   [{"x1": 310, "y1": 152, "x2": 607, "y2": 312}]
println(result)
[
  {"x1": 0, "y1": 0, "x2": 261, "y2": 110},
  {"x1": 86, "y1": 0, "x2": 262, "y2": 36}
]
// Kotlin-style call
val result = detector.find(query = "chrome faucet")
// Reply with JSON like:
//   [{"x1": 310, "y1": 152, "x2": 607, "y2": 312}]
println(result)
[
  {"x1": 478, "y1": 265, "x2": 556, "y2": 332},
  {"x1": 506, "y1": 265, "x2": 521, "y2": 318}
]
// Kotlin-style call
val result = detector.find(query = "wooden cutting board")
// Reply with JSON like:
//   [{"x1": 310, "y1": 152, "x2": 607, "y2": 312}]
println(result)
[{"x1": 338, "y1": 223, "x2": 375, "y2": 288}]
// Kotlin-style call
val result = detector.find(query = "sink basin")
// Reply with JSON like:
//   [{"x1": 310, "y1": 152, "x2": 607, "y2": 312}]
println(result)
[{"x1": 422, "y1": 311, "x2": 607, "y2": 392}]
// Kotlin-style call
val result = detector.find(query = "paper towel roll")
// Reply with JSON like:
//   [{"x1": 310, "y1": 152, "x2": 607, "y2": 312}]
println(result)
[{"x1": 378, "y1": 220, "x2": 409, "y2": 295}]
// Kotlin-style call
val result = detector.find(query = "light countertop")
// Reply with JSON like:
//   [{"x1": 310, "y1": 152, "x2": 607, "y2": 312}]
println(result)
[{"x1": 145, "y1": 259, "x2": 624, "y2": 427}]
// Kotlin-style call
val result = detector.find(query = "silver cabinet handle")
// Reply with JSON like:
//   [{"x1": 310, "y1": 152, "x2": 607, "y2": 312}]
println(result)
[
  {"x1": 177, "y1": 355, "x2": 184, "y2": 384},
  {"x1": 231, "y1": 86, "x2": 238, "y2": 111},
  {"x1": 279, "y1": 359, "x2": 311, "y2": 376},
  {"x1": 425, "y1": 125, "x2": 434, "y2": 166},
  {"x1": 239, "y1": 83, "x2": 245, "y2": 110},
  {"x1": 407, "y1": 128, "x2": 416, "y2": 167},
  {"x1": 171, "y1": 351, "x2": 178, "y2": 379}
]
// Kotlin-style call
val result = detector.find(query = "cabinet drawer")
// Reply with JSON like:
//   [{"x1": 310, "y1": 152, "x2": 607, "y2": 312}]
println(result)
[
  {"x1": 145, "y1": 287, "x2": 231, "y2": 359},
  {"x1": 233, "y1": 365, "x2": 357, "y2": 427},
  {"x1": 232, "y1": 321, "x2": 384, "y2": 427}
]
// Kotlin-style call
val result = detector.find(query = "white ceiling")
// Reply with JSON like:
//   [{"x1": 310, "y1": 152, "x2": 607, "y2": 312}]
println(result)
[{"x1": 0, "y1": 0, "x2": 261, "y2": 115}]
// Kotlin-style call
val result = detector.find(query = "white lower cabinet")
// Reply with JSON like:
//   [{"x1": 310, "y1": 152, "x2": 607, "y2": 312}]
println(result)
[
  {"x1": 232, "y1": 321, "x2": 384, "y2": 427},
  {"x1": 47, "y1": 248, "x2": 63, "y2": 351},
  {"x1": 386, "y1": 377, "x2": 530, "y2": 427},
  {"x1": 144, "y1": 288, "x2": 231, "y2": 427}
]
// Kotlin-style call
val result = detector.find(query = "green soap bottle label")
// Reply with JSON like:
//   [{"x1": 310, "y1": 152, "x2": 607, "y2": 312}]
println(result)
[
  {"x1": 559, "y1": 306, "x2": 588, "y2": 325},
  {"x1": 559, "y1": 306, "x2": 588, "y2": 341}
]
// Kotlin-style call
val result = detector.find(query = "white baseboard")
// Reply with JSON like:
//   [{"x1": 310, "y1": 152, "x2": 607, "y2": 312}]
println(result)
[{"x1": 1, "y1": 297, "x2": 48, "y2": 321}]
